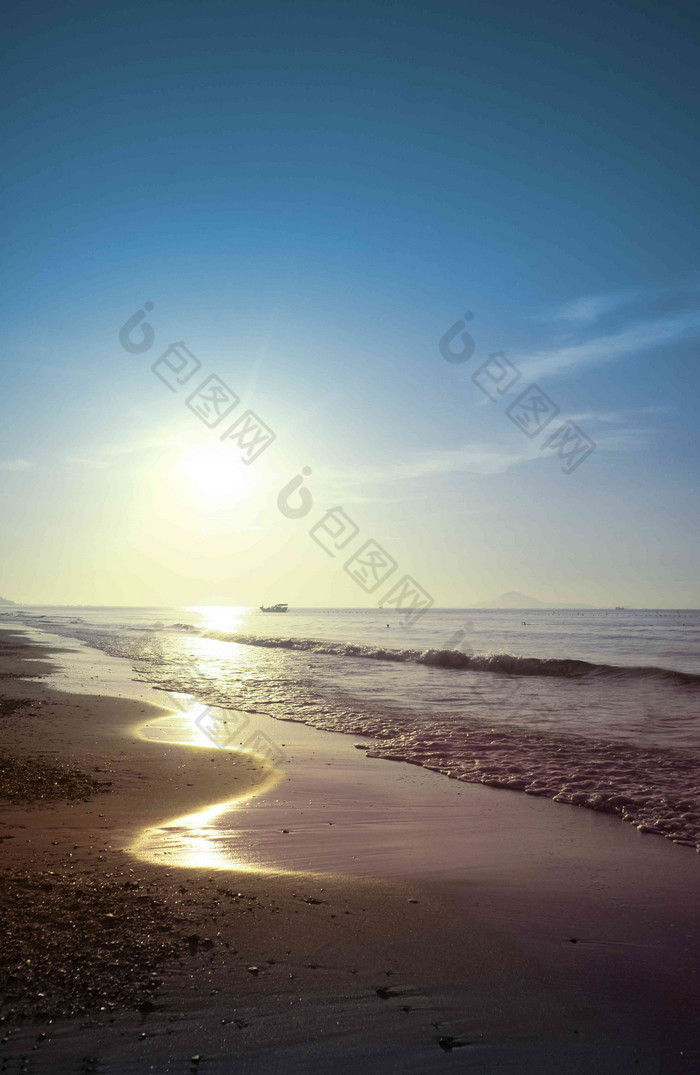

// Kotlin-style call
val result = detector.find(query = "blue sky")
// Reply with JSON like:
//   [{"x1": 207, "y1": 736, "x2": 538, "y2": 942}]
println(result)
[{"x1": 1, "y1": 0, "x2": 699, "y2": 606}]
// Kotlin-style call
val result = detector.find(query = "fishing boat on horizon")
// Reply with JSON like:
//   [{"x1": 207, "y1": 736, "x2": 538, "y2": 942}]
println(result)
[{"x1": 260, "y1": 602, "x2": 289, "y2": 613}]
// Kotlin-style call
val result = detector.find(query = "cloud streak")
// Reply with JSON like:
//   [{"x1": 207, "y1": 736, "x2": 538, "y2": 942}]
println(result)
[
  {"x1": 317, "y1": 403, "x2": 656, "y2": 495},
  {"x1": 516, "y1": 306, "x2": 700, "y2": 382},
  {"x1": 0, "y1": 459, "x2": 32, "y2": 472}
]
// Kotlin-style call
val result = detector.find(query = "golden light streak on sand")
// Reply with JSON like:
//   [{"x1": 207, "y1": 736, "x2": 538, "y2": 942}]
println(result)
[{"x1": 131, "y1": 709, "x2": 283, "y2": 872}]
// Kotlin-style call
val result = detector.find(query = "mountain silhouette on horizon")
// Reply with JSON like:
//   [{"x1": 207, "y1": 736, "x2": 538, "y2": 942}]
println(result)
[{"x1": 475, "y1": 591, "x2": 545, "y2": 608}]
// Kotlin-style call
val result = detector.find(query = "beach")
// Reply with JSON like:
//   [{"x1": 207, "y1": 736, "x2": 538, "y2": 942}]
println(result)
[
  {"x1": 0, "y1": 623, "x2": 698, "y2": 1073},
  {"x1": 6, "y1": 0, "x2": 700, "y2": 1068}
]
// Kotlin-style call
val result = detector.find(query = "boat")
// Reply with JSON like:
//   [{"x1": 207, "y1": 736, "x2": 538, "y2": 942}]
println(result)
[{"x1": 260, "y1": 603, "x2": 289, "y2": 613}]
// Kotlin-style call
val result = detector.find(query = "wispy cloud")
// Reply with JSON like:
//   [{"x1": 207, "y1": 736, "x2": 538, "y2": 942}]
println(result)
[
  {"x1": 517, "y1": 306, "x2": 700, "y2": 382},
  {"x1": 319, "y1": 441, "x2": 556, "y2": 491},
  {"x1": 543, "y1": 290, "x2": 633, "y2": 325},
  {"x1": 93, "y1": 430, "x2": 190, "y2": 459},
  {"x1": 0, "y1": 459, "x2": 32, "y2": 471},
  {"x1": 564, "y1": 405, "x2": 671, "y2": 425},
  {"x1": 319, "y1": 403, "x2": 656, "y2": 495},
  {"x1": 66, "y1": 456, "x2": 114, "y2": 470},
  {"x1": 65, "y1": 428, "x2": 198, "y2": 470},
  {"x1": 544, "y1": 281, "x2": 700, "y2": 328}
]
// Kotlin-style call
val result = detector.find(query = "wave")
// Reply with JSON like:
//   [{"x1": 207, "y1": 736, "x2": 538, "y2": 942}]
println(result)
[
  {"x1": 365, "y1": 724, "x2": 700, "y2": 851},
  {"x1": 202, "y1": 631, "x2": 700, "y2": 688}
]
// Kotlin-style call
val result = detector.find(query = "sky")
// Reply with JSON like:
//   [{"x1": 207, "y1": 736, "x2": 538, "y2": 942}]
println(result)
[{"x1": 1, "y1": 0, "x2": 699, "y2": 608}]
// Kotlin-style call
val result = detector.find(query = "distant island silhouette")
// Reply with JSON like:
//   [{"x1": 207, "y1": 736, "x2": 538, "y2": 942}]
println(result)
[{"x1": 0, "y1": 597, "x2": 16, "y2": 606}]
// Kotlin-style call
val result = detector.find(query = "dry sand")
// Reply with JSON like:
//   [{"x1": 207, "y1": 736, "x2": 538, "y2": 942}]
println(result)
[{"x1": 0, "y1": 624, "x2": 698, "y2": 1073}]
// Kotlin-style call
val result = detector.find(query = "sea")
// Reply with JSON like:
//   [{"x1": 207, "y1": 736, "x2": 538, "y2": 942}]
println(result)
[{"x1": 2, "y1": 604, "x2": 699, "y2": 852}]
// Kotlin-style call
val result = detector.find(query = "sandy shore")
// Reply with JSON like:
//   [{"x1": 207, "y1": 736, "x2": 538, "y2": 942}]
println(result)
[{"x1": 0, "y1": 625, "x2": 698, "y2": 1073}]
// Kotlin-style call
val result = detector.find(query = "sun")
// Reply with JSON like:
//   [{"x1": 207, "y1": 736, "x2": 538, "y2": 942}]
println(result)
[{"x1": 179, "y1": 444, "x2": 256, "y2": 503}]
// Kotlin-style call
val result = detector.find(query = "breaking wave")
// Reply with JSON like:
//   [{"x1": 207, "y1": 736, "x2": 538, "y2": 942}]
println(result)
[{"x1": 203, "y1": 631, "x2": 700, "y2": 688}]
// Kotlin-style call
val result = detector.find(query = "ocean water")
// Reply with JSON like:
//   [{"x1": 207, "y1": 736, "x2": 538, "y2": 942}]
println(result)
[{"x1": 3, "y1": 604, "x2": 699, "y2": 852}]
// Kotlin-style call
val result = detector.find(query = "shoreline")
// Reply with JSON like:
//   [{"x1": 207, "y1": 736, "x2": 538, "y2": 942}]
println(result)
[
  {"x1": 0, "y1": 625, "x2": 699, "y2": 1072},
  {"x1": 11, "y1": 608, "x2": 698, "y2": 855}
]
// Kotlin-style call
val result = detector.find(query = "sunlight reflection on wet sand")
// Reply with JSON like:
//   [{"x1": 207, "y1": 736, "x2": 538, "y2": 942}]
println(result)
[{"x1": 131, "y1": 705, "x2": 284, "y2": 873}]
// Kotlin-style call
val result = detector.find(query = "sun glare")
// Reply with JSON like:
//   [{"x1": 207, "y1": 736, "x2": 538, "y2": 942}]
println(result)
[{"x1": 180, "y1": 445, "x2": 257, "y2": 504}]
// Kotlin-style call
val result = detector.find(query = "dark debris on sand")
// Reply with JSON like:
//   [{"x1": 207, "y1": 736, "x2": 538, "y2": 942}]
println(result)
[
  {"x1": 0, "y1": 870, "x2": 188, "y2": 1023},
  {"x1": 0, "y1": 698, "x2": 28, "y2": 719},
  {"x1": 0, "y1": 755, "x2": 112, "y2": 804}
]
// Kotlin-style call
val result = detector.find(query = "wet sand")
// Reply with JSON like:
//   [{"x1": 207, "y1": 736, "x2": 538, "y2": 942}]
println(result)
[{"x1": 0, "y1": 625, "x2": 698, "y2": 1072}]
